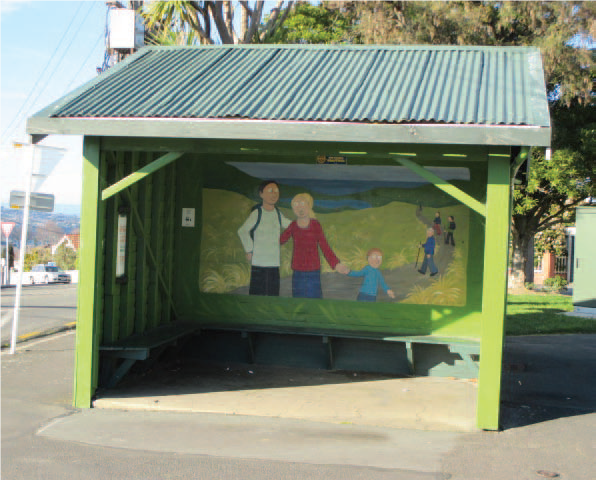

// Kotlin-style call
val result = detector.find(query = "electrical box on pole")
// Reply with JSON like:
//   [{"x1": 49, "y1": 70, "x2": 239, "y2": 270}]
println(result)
[{"x1": 108, "y1": 8, "x2": 144, "y2": 50}]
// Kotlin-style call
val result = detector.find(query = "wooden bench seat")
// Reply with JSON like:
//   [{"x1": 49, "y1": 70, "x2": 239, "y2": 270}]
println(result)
[
  {"x1": 100, "y1": 322, "x2": 201, "y2": 387},
  {"x1": 196, "y1": 324, "x2": 480, "y2": 378},
  {"x1": 382, "y1": 335, "x2": 480, "y2": 376}
]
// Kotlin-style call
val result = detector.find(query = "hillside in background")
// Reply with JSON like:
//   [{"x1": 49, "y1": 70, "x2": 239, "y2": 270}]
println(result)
[{"x1": 0, "y1": 205, "x2": 80, "y2": 248}]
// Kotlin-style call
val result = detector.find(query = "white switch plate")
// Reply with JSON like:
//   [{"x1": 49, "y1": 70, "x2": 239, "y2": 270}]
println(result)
[{"x1": 182, "y1": 208, "x2": 195, "y2": 227}]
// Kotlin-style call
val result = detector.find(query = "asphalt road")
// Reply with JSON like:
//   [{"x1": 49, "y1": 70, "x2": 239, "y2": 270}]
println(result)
[{"x1": 0, "y1": 283, "x2": 77, "y2": 346}]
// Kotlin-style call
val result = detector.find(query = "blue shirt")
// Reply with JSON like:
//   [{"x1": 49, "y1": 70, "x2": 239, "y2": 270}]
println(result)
[
  {"x1": 423, "y1": 236, "x2": 435, "y2": 255},
  {"x1": 348, "y1": 265, "x2": 390, "y2": 297}
]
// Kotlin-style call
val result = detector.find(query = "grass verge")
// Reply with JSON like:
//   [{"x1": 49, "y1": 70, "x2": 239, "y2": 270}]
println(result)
[{"x1": 506, "y1": 294, "x2": 596, "y2": 336}]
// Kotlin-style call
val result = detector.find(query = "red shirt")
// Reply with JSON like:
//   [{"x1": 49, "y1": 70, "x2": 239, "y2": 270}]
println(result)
[{"x1": 280, "y1": 219, "x2": 340, "y2": 272}]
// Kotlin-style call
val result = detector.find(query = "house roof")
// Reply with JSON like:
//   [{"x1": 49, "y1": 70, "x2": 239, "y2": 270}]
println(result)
[
  {"x1": 27, "y1": 44, "x2": 551, "y2": 146},
  {"x1": 67, "y1": 234, "x2": 80, "y2": 250}
]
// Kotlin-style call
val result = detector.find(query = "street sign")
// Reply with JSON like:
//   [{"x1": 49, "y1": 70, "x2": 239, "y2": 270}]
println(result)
[
  {"x1": 9, "y1": 191, "x2": 55, "y2": 212},
  {"x1": 1, "y1": 222, "x2": 15, "y2": 238}
]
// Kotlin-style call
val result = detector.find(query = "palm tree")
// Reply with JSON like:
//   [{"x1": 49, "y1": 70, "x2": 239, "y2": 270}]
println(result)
[{"x1": 142, "y1": 1, "x2": 294, "y2": 46}]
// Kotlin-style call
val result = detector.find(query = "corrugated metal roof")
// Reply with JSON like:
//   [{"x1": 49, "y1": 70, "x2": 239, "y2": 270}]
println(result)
[{"x1": 48, "y1": 45, "x2": 550, "y2": 127}]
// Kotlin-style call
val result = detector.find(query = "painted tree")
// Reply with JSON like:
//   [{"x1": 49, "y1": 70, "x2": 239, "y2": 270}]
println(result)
[
  {"x1": 142, "y1": 1, "x2": 294, "y2": 45},
  {"x1": 348, "y1": 1, "x2": 595, "y2": 286}
]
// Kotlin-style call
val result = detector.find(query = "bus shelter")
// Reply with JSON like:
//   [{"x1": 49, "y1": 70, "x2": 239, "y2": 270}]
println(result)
[{"x1": 27, "y1": 44, "x2": 551, "y2": 430}]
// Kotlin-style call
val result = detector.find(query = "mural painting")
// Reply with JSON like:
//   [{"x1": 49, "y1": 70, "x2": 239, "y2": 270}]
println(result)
[{"x1": 199, "y1": 161, "x2": 470, "y2": 307}]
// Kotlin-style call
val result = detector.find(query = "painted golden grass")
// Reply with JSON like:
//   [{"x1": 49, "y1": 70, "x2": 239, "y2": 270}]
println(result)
[
  {"x1": 199, "y1": 188, "x2": 469, "y2": 305},
  {"x1": 402, "y1": 247, "x2": 467, "y2": 306}
]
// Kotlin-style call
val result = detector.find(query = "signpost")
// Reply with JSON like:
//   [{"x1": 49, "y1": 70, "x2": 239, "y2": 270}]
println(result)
[
  {"x1": 1, "y1": 222, "x2": 15, "y2": 285},
  {"x1": 10, "y1": 143, "x2": 64, "y2": 354},
  {"x1": 9, "y1": 191, "x2": 55, "y2": 212}
]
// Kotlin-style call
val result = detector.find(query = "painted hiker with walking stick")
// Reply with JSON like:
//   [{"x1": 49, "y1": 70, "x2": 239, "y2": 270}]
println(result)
[{"x1": 418, "y1": 228, "x2": 439, "y2": 277}]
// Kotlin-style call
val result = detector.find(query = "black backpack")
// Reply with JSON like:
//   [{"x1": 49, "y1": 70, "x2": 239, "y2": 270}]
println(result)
[{"x1": 249, "y1": 204, "x2": 282, "y2": 240}]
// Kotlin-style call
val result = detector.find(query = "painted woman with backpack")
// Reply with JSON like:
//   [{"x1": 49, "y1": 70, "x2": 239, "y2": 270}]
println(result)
[
  {"x1": 237, "y1": 180, "x2": 291, "y2": 296},
  {"x1": 280, "y1": 193, "x2": 349, "y2": 299}
]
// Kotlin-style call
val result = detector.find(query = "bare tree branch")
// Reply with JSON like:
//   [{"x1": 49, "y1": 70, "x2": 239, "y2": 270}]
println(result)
[
  {"x1": 208, "y1": 1, "x2": 234, "y2": 44},
  {"x1": 223, "y1": 1, "x2": 238, "y2": 44},
  {"x1": 178, "y1": 1, "x2": 213, "y2": 44},
  {"x1": 537, "y1": 198, "x2": 586, "y2": 231},
  {"x1": 189, "y1": 1, "x2": 205, "y2": 16},
  {"x1": 244, "y1": 1, "x2": 265, "y2": 43},
  {"x1": 239, "y1": 1, "x2": 252, "y2": 16},
  {"x1": 259, "y1": 1, "x2": 294, "y2": 42}
]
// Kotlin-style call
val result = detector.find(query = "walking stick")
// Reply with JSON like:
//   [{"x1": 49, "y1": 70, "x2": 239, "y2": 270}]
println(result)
[{"x1": 415, "y1": 245, "x2": 421, "y2": 269}]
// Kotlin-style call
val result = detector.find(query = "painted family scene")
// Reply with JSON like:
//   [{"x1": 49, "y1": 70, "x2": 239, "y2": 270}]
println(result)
[{"x1": 199, "y1": 161, "x2": 470, "y2": 307}]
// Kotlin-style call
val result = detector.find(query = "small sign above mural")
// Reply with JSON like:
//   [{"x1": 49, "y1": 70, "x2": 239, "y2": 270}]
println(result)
[{"x1": 317, "y1": 155, "x2": 347, "y2": 165}]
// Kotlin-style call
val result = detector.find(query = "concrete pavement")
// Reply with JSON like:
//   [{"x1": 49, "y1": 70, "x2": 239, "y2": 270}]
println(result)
[{"x1": 2, "y1": 331, "x2": 595, "y2": 479}]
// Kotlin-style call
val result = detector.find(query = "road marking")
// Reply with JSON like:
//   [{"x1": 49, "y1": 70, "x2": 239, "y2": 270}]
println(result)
[{"x1": 1, "y1": 330, "x2": 75, "y2": 353}]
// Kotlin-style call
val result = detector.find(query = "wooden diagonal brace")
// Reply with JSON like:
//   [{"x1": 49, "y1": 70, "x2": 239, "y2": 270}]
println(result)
[
  {"x1": 101, "y1": 151, "x2": 183, "y2": 201},
  {"x1": 395, "y1": 157, "x2": 486, "y2": 217}
]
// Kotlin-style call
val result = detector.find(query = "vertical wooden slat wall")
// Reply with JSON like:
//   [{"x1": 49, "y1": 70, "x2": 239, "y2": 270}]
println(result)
[
  {"x1": 123, "y1": 151, "x2": 139, "y2": 337},
  {"x1": 98, "y1": 149, "x2": 178, "y2": 345},
  {"x1": 103, "y1": 152, "x2": 120, "y2": 344},
  {"x1": 163, "y1": 161, "x2": 176, "y2": 324}
]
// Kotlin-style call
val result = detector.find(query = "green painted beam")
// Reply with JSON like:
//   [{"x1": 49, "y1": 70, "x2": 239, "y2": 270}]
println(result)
[
  {"x1": 123, "y1": 152, "x2": 139, "y2": 338},
  {"x1": 101, "y1": 151, "x2": 183, "y2": 201},
  {"x1": 101, "y1": 136, "x2": 494, "y2": 161},
  {"x1": 510, "y1": 146, "x2": 530, "y2": 177},
  {"x1": 164, "y1": 162, "x2": 177, "y2": 324},
  {"x1": 477, "y1": 156, "x2": 511, "y2": 430},
  {"x1": 395, "y1": 157, "x2": 486, "y2": 217},
  {"x1": 149, "y1": 168, "x2": 165, "y2": 329},
  {"x1": 27, "y1": 115, "x2": 552, "y2": 147},
  {"x1": 134, "y1": 154, "x2": 151, "y2": 334},
  {"x1": 73, "y1": 137, "x2": 101, "y2": 408},
  {"x1": 103, "y1": 154, "x2": 122, "y2": 344}
]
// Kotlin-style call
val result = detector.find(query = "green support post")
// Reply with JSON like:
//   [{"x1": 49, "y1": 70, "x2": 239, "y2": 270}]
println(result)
[
  {"x1": 73, "y1": 136, "x2": 102, "y2": 408},
  {"x1": 477, "y1": 156, "x2": 511, "y2": 430}
]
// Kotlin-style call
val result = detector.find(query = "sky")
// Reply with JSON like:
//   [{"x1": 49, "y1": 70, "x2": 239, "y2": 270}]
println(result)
[
  {"x1": 1, "y1": 0, "x2": 108, "y2": 210},
  {"x1": 0, "y1": 0, "x2": 273, "y2": 212}
]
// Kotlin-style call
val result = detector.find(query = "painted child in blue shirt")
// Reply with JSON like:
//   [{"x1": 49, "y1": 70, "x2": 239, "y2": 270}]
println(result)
[{"x1": 347, "y1": 248, "x2": 395, "y2": 302}]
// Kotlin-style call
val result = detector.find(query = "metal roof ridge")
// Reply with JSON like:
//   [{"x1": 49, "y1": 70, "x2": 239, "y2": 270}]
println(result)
[{"x1": 140, "y1": 44, "x2": 542, "y2": 52}]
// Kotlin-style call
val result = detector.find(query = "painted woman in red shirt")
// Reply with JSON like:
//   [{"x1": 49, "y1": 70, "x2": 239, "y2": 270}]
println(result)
[{"x1": 280, "y1": 193, "x2": 348, "y2": 298}]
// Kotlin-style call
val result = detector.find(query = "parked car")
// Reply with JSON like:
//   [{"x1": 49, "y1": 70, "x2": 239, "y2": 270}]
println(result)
[{"x1": 29, "y1": 264, "x2": 71, "y2": 284}]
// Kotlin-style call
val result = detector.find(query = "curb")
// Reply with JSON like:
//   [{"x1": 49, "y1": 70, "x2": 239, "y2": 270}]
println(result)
[{"x1": 1, "y1": 322, "x2": 76, "y2": 349}]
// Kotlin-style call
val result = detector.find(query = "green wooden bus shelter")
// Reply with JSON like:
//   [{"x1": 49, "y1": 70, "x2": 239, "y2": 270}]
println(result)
[{"x1": 27, "y1": 44, "x2": 551, "y2": 430}]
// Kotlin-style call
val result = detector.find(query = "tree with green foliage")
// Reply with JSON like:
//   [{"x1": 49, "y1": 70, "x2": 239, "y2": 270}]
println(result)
[
  {"x1": 266, "y1": 2, "x2": 354, "y2": 44},
  {"x1": 23, "y1": 247, "x2": 53, "y2": 272},
  {"x1": 512, "y1": 103, "x2": 595, "y2": 285},
  {"x1": 24, "y1": 251, "x2": 39, "y2": 272},
  {"x1": 2, "y1": 246, "x2": 15, "y2": 270},
  {"x1": 54, "y1": 245, "x2": 78, "y2": 271},
  {"x1": 142, "y1": 1, "x2": 294, "y2": 46},
  {"x1": 347, "y1": 1, "x2": 595, "y2": 286}
]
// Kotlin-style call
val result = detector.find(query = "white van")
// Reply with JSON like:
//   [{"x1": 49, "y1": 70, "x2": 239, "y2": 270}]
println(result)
[{"x1": 29, "y1": 264, "x2": 71, "y2": 284}]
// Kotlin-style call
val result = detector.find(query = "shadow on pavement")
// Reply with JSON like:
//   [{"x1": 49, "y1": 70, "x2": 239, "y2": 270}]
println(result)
[{"x1": 499, "y1": 334, "x2": 596, "y2": 430}]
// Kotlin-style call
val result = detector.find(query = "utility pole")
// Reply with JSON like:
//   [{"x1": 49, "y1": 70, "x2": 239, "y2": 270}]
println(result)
[{"x1": 98, "y1": 1, "x2": 144, "y2": 73}]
